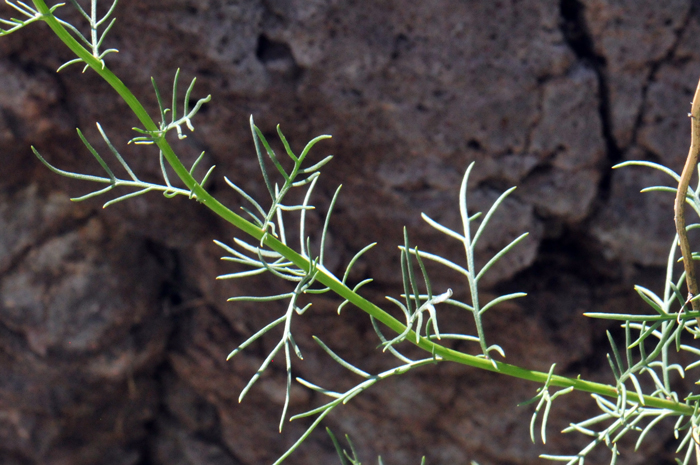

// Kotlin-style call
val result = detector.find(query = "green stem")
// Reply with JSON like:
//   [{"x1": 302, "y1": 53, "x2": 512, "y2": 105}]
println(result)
[{"x1": 30, "y1": 0, "x2": 695, "y2": 418}]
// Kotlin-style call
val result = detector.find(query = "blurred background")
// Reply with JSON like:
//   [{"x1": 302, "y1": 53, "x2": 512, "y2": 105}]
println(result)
[{"x1": 1, "y1": 1, "x2": 699, "y2": 463}]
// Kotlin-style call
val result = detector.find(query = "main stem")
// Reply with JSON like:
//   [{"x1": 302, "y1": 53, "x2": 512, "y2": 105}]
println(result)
[{"x1": 30, "y1": 0, "x2": 695, "y2": 417}]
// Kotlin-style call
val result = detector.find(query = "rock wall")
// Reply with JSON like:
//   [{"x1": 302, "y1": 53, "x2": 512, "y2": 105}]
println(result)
[{"x1": 0, "y1": 1, "x2": 699, "y2": 464}]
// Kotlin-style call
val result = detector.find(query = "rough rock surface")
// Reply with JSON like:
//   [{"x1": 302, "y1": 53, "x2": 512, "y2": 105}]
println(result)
[{"x1": 0, "y1": 1, "x2": 699, "y2": 464}]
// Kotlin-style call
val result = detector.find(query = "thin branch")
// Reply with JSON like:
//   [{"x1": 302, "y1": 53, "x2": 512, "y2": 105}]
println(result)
[{"x1": 676, "y1": 76, "x2": 700, "y2": 326}]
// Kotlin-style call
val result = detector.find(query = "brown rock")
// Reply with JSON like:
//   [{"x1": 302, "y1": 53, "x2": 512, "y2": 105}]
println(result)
[{"x1": 0, "y1": 1, "x2": 697, "y2": 464}]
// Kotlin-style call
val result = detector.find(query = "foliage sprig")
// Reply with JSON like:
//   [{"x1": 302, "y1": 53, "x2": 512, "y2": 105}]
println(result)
[
  {"x1": 0, "y1": 0, "x2": 54, "y2": 36},
  {"x1": 57, "y1": 0, "x2": 118, "y2": 71},
  {"x1": 32, "y1": 122, "x2": 215, "y2": 207},
  {"x1": 130, "y1": 68, "x2": 211, "y2": 144}
]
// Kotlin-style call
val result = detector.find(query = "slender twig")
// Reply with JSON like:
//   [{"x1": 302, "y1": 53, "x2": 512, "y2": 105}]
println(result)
[{"x1": 675, "y1": 76, "x2": 700, "y2": 326}]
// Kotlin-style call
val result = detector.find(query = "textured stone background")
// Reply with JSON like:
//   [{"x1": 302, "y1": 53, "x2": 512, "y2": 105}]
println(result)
[{"x1": 1, "y1": 1, "x2": 699, "y2": 464}]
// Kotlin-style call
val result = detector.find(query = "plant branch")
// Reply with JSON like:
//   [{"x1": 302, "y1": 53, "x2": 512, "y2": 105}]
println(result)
[
  {"x1": 676, "y1": 76, "x2": 700, "y2": 326},
  {"x1": 28, "y1": 0, "x2": 696, "y2": 420}
]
